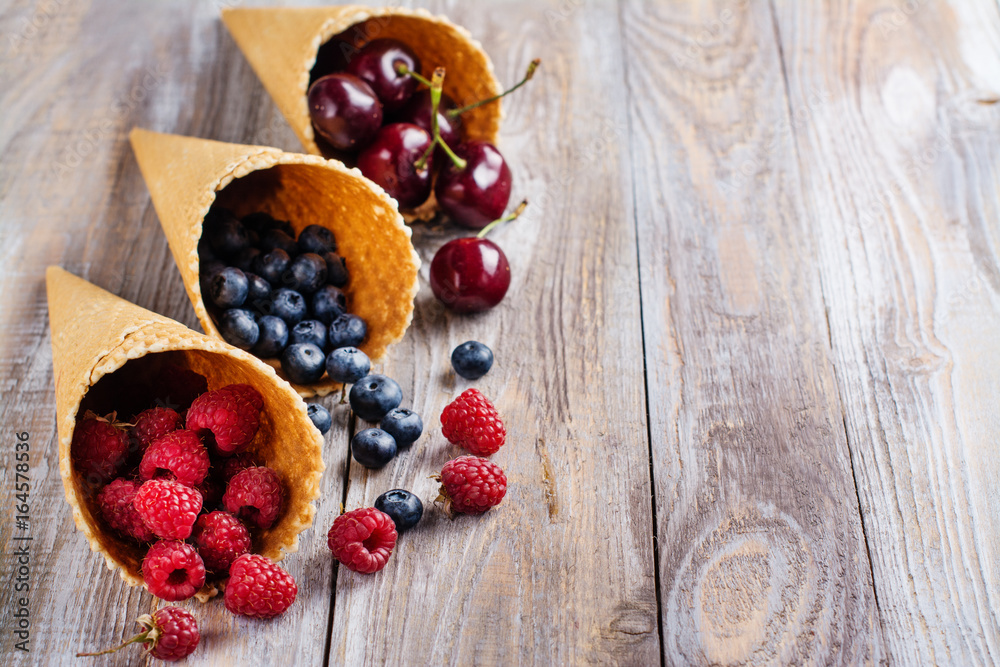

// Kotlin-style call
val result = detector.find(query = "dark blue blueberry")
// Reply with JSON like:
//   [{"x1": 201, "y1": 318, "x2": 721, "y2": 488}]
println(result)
[
  {"x1": 209, "y1": 267, "x2": 249, "y2": 309},
  {"x1": 325, "y1": 346, "x2": 371, "y2": 384},
  {"x1": 280, "y1": 343, "x2": 326, "y2": 384},
  {"x1": 199, "y1": 259, "x2": 226, "y2": 296},
  {"x1": 198, "y1": 235, "x2": 217, "y2": 263},
  {"x1": 379, "y1": 408, "x2": 423, "y2": 448},
  {"x1": 374, "y1": 489, "x2": 423, "y2": 532},
  {"x1": 245, "y1": 273, "x2": 273, "y2": 312},
  {"x1": 260, "y1": 228, "x2": 298, "y2": 255},
  {"x1": 298, "y1": 224, "x2": 337, "y2": 254},
  {"x1": 281, "y1": 253, "x2": 327, "y2": 294},
  {"x1": 251, "y1": 315, "x2": 288, "y2": 358},
  {"x1": 290, "y1": 319, "x2": 328, "y2": 349},
  {"x1": 350, "y1": 428, "x2": 397, "y2": 468},
  {"x1": 204, "y1": 209, "x2": 249, "y2": 257},
  {"x1": 307, "y1": 403, "x2": 332, "y2": 434},
  {"x1": 322, "y1": 251, "x2": 349, "y2": 287},
  {"x1": 232, "y1": 246, "x2": 261, "y2": 273},
  {"x1": 450, "y1": 340, "x2": 494, "y2": 380},
  {"x1": 310, "y1": 285, "x2": 347, "y2": 324},
  {"x1": 328, "y1": 313, "x2": 367, "y2": 349},
  {"x1": 349, "y1": 374, "x2": 402, "y2": 422},
  {"x1": 218, "y1": 308, "x2": 259, "y2": 350},
  {"x1": 269, "y1": 288, "x2": 308, "y2": 325},
  {"x1": 242, "y1": 211, "x2": 289, "y2": 235},
  {"x1": 251, "y1": 248, "x2": 291, "y2": 286}
]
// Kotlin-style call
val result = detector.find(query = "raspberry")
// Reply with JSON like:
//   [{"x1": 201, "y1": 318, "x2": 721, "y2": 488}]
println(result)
[
  {"x1": 327, "y1": 508, "x2": 397, "y2": 574},
  {"x1": 436, "y1": 456, "x2": 507, "y2": 515},
  {"x1": 440, "y1": 388, "x2": 506, "y2": 456},
  {"x1": 157, "y1": 364, "x2": 209, "y2": 411},
  {"x1": 130, "y1": 407, "x2": 184, "y2": 453},
  {"x1": 220, "y1": 451, "x2": 259, "y2": 482},
  {"x1": 133, "y1": 479, "x2": 203, "y2": 539},
  {"x1": 96, "y1": 478, "x2": 155, "y2": 542},
  {"x1": 197, "y1": 475, "x2": 224, "y2": 511},
  {"x1": 223, "y1": 467, "x2": 283, "y2": 530},
  {"x1": 192, "y1": 511, "x2": 251, "y2": 573},
  {"x1": 186, "y1": 386, "x2": 260, "y2": 455},
  {"x1": 76, "y1": 606, "x2": 200, "y2": 662},
  {"x1": 71, "y1": 414, "x2": 129, "y2": 484},
  {"x1": 224, "y1": 554, "x2": 297, "y2": 618},
  {"x1": 142, "y1": 540, "x2": 206, "y2": 601},
  {"x1": 220, "y1": 383, "x2": 264, "y2": 411},
  {"x1": 139, "y1": 430, "x2": 210, "y2": 487}
]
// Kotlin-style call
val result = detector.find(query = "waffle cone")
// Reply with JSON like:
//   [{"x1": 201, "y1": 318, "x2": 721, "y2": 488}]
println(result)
[
  {"x1": 46, "y1": 267, "x2": 325, "y2": 599},
  {"x1": 129, "y1": 128, "x2": 419, "y2": 396}
]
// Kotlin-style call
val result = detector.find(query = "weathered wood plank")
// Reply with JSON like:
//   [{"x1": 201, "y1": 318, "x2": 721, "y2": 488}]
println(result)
[
  {"x1": 773, "y1": 0, "x2": 1000, "y2": 662},
  {"x1": 620, "y1": 1, "x2": 885, "y2": 663}
]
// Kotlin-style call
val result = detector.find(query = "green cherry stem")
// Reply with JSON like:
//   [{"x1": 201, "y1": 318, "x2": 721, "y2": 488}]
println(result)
[
  {"x1": 477, "y1": 200, "x2": 528, "y2": 238},
  {"x1": 77, "y1": 618, "x2": 158, "y2": 658},
  {"x1": 447, "y1": 59, "x2": 541, "y2": 118},
  {"x1": 414, "y1": 67, "x2": 467, "y2": 172},
  {"x1": 395, "y1": 64, "x2": 432, "y2": 87}
]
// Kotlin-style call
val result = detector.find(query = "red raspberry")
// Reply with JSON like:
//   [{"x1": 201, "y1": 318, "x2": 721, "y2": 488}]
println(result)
[
  {"x1": 142, "y1": 540, "x2": 206, "y2": 601},
  {"x1": 96, "y1": 478, "x2": 156, "y2": 542},
  {"x1": 72, "y1": 415, "x2": 129, "y2": 484},
  {"x1": 197, "y1": 474, "x2": 224, "y2": 511},
  {"x1": 133, "y1": 479, "x2": 203, "y2": 540},
  {"x1": 440, "y1": 388, "x2": 506, "y2": 456},
  {"x1": 220, "y1": 451, "x2": 259, "y2": 482},
  {"x1": 157, "y1": 364, "x2": 209, "y2": 411},
  {"x1": 139, "y1": 430, "x2": 210, "y2": 487},
  {"x1": 327, "y1": 508, "x2": 397, "y2": 574},
  {"x1": 186, "y1": 386, "x2": 260, "y2": 455},
  {"x1": 76, "y1": 606, "x2": 200, "y2": 661},
  {"x1": 130, "y1": 407, "x2": 184, "y2": 453},
  {"x1": 224, "y1": 554, "x2": 297, "y2": 618},
  {"x1": 437, "y1": 456, "x2": 507, "y2": 515},
  {"x1": 220, "y1": 383, "x2": 264, "y2": 411},
  {"x1": 191, "y1": 511, "x2": 251, "y2": 573},
  {"x1": 223, "y1": 466, "x2": 283, "y2": 530}
]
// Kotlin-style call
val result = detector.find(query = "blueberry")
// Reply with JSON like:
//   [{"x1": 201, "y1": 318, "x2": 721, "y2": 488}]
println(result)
[
  {"x1": 379, "y1": 408, "x2": 423, "y2": 448},
  {"x1": 280, "y1": 343, "x2": 326, "y2": 384},
  {"x1": 204, "y1": 209, "x2": 249, "y2": 257},
  {"x1": 209, "y1": 267, "x2": 249, "y2": 308},
  {"x1": 326, "y1": 346, "x2": 371, "y2": 384},
  {"x1": 328, "y1": 313, "x2": 367, "y2": 349},
  {"x1": 218, "y1": 308, "x2": 259, "y2": 350},
  {"x1": 322, "y1": 251, "x2": 349, "y2": 287},
  {"x1": 282, "y1": 253, "x2": 327, "y2": 294},
  {"x1": 240, "y1": 211, "x2": 276, "y2": 233},
  {"x1": 349, "y1": 374, "x2": 402, "y2": 422},
  {"x1": 198, "y1": 235, "x2": 217, "y2": 263},
  {"x1": 307, "y1": 403, "x2": 332, "y2": 434},
  {"x1": 251, "y1": 248, "x2": 291, "y2": 285},
  {"x1": 244, "y1": 273, "x2": 273, "y2": 312},
  {"x1": 374, "y1": 489, "x2": 423, "y2": 532},
  {"x1": 270, "y1": 288, "x2": 308, "y2": 325},
  {"x1": 309, "y1": 286, "x2": 344, "y2": 324},
  {"x1": 199, "y1": 259, "x2": 226, "y2": 296},
  {"x1": 450, "y1": 341, "x2": 494, "y2": 380},
  {"x1": 252, "y1": 315, "x2": 288, "y2": 358},
  {"x1": 260, "y1": 228, "x2": 298, "y2": 255},
  {"x1": 290, "y1": 319, "x2": 328, "y2": 349},
  {"x1": 232, "y1": 246, "x2": 261, "y2": 272},
  {"x1": 298, "y1": 224, "x2": 337, "y2": 254},
  {"x1": 350, "y1": 428, "x2": 397, "y2": 468}
]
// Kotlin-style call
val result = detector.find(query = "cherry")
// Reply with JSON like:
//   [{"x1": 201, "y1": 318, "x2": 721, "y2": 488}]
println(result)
[
  {"x1": 307, "y1": 73, "x2": 383, "y2": 152},
  {"x1": 435, "y1": 141, "x2": 512, "y2": 229},
  {"x1": 357, "y1": 123, "x2": 434, "y2": 210},
  {"x1": 395, "y1": 90, "x2": 463, "y2": 150},
  {"x1": 345, "y1": 39, "x2": 421, "y2": 113}
]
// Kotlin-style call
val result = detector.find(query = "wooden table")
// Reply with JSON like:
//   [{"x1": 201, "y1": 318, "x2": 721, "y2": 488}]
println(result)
[{"x1": 3, "y1": 0, "x2": 999, "y2": 664}]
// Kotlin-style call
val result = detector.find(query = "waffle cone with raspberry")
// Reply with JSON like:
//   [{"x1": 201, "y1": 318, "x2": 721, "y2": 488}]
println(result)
[
  {"x1": 46, "y1": 267, "x2": 324, "y2": 599},
  {"x1": 129, "y1": 128, "x2": 420, "y2": 396}
]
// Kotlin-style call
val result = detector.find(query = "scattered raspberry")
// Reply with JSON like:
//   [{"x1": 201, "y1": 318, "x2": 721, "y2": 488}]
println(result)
[
  {"x1": 133, "y1": 479, "x2": 203, "y2": 540},
  {"x1": 96, "y1": 478, "x2": 156, "y2": 542},
  {"x1": 141, "y1": 540, "x2": 206, "y2": 601},
  {"x1": 220, "y1": 451, "x2": 259, "y2": 482},
  {"x1": 223, "y1": 467, "x2": 283, "y2": 530},
  {"x1": 186, "y1": 386, "x2": 260, "y2": 455},
  {"x1": 76, "y1": 606, "x2": 200, "y2": 662},
  {"x1": 327, "y1": 507, "x2": 397, "y2": 574},
  {"x1": 191, "y1": 511, "x2": 251, "y2": 573},
  {"x1": 224, "y1": 554, "x2": 297, "y2": 618},
  {"x1": 436, "y1": 456, "x2": 507, "y2": 515},
  {"x1": 440, "y1": 388, "x2": 506, "y2": 456},
  {"x1": 139, "y1": 430, "x2": 210, "y2": 487},
  {"x1": 157, "y1": 364, "x2": 209, "y2": 411},
  {"x1": 71, "y1": 414, "x2": 129, "y2": 484},
  {"x1": 130, "y1": 407, "x2": 184, "y2": 454},
  {"x1": 219, "y1": 383, "x2": 264, "y2": 412}
]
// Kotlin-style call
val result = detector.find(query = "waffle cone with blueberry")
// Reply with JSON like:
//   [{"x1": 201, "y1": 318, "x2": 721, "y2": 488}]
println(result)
[{"x1": 45, "y1": 267, "x2": 324, "y2": 599}]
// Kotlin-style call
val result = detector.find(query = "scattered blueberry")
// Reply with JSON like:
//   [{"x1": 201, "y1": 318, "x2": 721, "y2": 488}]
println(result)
[
  {"x1": 307, "y1": 403, "x2": 332, "y2": 434},
  {"x1": 450, "y1": 341, "x2": 494, "y2": 380},
  {"x1": 252, "y1": 315, "x2": 289, "y2": 357},
  {"x1": 374, "y1": 489, "x2": 423, "y2": 532},
  {"x1": 349, "y1": 374, "x2": 402, "y2": 422},
  {"x1": 218, "y1": 308, "x2": 259, "y2": 350},
  {"x1": 326, "y1": 346, "x2": 371, "y2": 384},
  {"x1": 328, "y1": 313, "x2": 367, "y2": 349},
  {"x1": 298, "y1": 224, "x2": 337, "y2": 254},
  {"x1": 290, "y1": 319, "x2": 328, "y2": 349},
  {"x1": 205, "y1": 209, "x2": 249, "y2": 256},
  {"x1": 322, "y1": 251, "x2": 349, "y2": 287},
  {"x1": 259, "y1": 228, "x2": 298, "y2": 255},
  {"x1": 270, "y1": 288, "x2": 308, "y2": 325},
  {"x1": 251, "y1": 248, "x2": 291, "y2": 285},
  {"x1": 282, "y1": 253, "x2": 327, "y2": 294},
  {"x1": 209, "y1": 267, "x2": 249, "y2": 309},
  {"x1": 379, "y1": 408, "x2": 423, "y2": 448},
  {"x1": 280, "y1": 343, "x2": 326, "y2": 384},
  {"x1": 311, "y1": 285, "x2": 347, "y2": 324},
  {"x1": 350, "y1": 428, "x2": 397, "y2": 468}
]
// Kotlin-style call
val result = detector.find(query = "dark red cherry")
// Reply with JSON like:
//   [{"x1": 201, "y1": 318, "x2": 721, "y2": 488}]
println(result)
[
  {"x1": 395, "y1": 90, "x2": 463, "y2": 149},
  {"x1": 307, "y1": 73, "x2": 383, "y2": 152},
  {"x1": 429, "y1": 237, "x2": 510, "y2": 313},
  {"x1": 435, "y1": 141, "x2": 512, "y2": 229},
  {"x1": 345, "y1": 39, "x2": 421, "y2": 114},
  {"x1": 357, "y1": 123, "x2": 434, "y2": 210}
]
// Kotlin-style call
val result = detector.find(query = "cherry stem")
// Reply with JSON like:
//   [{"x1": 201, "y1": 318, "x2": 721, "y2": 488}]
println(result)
[
  {"x1": 477, "y1": 199, "x2": 528, "y2": 238},
  {"x1": 414, "y1": 67, "x2": 467, "y2": 172},
  {"x1": 448, "y1": 59, "x2": 541, "y2": 118},
  {"x1": 395, "y1": 64, "x2": 432, "y2": 87},
  {"x1": 77, "y1": 629, "x2": 154, "y2": 658}
]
